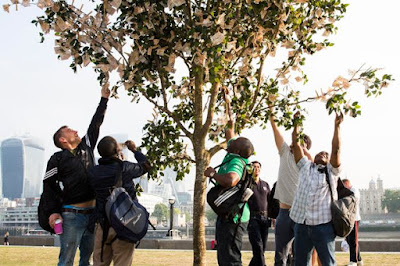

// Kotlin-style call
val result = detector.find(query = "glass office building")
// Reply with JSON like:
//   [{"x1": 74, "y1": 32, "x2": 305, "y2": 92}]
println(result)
[{"x1": 1, "y1": 137, "x2": 45, "y2": 199}]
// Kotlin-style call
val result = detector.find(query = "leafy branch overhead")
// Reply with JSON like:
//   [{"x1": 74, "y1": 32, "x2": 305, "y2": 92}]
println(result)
[{"x1": 4, "y1": 0, "x2": 393, "y2": 173}]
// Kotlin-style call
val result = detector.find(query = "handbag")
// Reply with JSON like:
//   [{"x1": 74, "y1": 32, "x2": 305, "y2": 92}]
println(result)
[{"x1": 324, "y1": 167, "x2": 356, "y2": 237}]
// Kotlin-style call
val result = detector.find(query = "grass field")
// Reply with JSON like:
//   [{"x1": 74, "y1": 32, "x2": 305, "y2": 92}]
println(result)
[{"x1": 1, "y1": 246, "x2": 400, "y2": 265}]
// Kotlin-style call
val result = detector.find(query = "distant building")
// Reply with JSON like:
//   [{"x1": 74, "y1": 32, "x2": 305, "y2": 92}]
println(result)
[
  {"x1": 1, "y1": 136, "x2": 45, "y2": 199},
  {"x1": 360, "y1": 177, "x2": 385, "y2": 215},
  {"x1": 0, "y1": 150, "x2": 2, "y2": 198},
  {"x1": 0, "y1": 197, "x2": 39, "y2": 228}
]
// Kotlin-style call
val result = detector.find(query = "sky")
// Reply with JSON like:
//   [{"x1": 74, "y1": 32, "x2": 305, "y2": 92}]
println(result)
[{"x1": 0, "y1": 0, "x2": 399, "y2": 191}]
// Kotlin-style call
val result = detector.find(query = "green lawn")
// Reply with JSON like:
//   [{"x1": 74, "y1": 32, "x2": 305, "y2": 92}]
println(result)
[{"x1": 1, "y1": 246, "x2": 400, "y2": 265}]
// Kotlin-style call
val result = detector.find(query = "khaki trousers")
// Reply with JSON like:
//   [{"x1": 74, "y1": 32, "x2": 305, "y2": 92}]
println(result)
[{"x1": 93, "y1": 224, "x2": 135, "y2": 266}]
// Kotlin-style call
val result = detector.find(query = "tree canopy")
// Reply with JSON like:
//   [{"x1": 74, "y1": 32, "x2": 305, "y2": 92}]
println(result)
[{"x1": 382, "y1": 190, "x2": 400, "y2": 213}]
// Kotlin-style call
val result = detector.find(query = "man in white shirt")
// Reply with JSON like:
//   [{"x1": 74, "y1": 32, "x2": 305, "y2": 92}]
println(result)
[
  {"x1": 290, "y1": 113, "x2": 343, "y2": 266},
  {"x1": 342, "y1": 179, "x2": 363, "y2": 266},
  {"x1": 269, "y1": 108, "x2": 312, "y2": 265}
]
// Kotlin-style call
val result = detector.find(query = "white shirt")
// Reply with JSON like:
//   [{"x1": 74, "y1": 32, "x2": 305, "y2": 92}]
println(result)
[
  {"x1": 290, "y1": 157, "x2": 341, "y2": 225},
  {"x1": 350, "y1": 186, "x2": 361, "y2": 221},
  {"x1": 273, "y1": 142, "x2": 299, "y2": 206}
]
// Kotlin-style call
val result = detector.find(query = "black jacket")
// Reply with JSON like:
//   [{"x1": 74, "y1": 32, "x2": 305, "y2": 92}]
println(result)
[
  {"x1": 88, "y1": 153, "x2": 148, "y2": 224},
  {"x1": 42, "y1": 97, "x2": 108, "y2": 214}
]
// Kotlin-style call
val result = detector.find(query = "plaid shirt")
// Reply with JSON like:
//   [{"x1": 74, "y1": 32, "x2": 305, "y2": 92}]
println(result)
[{"x1": 290, "y1": 157, "x2": 340, "y2": 225}]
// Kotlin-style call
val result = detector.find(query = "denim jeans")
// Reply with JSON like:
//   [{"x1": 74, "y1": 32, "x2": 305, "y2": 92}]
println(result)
[
  {"x1": 248, "y1": 215, "x2": 270, "y2": 266},
  {"x1": 274, "y1": 208, "x2": 295, "y2": 266},
  {"x1": 216, "y1": 216, "x2": 247, "y2": 266},
  {"x1": 294, "y1": 222, "x2": 336, "y2": 266},
  {"x1": 58, "y1": 212, "x2": 95, "y2": 266}
]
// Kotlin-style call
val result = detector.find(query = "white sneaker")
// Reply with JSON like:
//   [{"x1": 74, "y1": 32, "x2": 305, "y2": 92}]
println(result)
[
  {"x1": 357, "y1": 261, "x2": 363, "y2": 266},
  {"x1": 346, "y1": 263, "x2": 357, "y2": 266}
]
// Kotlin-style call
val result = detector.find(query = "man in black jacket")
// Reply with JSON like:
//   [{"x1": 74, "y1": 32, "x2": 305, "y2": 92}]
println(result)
[
  {"x1": 42, "y1": 87, "x2": 110, "y2": 266},
  {"x1": 247, "y1": 161, "x2": 271, "y2": 266},
  {"x1": 89, "y1": 136, "x2": 150, "y2": 266}
]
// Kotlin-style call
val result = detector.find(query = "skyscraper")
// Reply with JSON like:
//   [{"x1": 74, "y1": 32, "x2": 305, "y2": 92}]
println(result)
[{"x1": 1, "y1": 136, "x2": 45, "y2": 199}]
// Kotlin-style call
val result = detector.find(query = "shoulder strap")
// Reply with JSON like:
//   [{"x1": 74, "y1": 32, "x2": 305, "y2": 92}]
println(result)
[
  {"x1": 324, "y1": 167, "x2": 334, "y2": 201},
  {"x1": 208, "y1": 158, "x2": 233, "y2": 186}
]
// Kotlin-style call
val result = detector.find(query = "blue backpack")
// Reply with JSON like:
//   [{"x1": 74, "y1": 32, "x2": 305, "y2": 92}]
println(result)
[{"x1": 104, "y1": 166, "x2": 150, "y2": 243}]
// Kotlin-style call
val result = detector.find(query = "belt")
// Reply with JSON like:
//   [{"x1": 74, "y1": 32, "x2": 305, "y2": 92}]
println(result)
[{"x1": 62, "y1": 208, "x2": 94, "y2": 214}]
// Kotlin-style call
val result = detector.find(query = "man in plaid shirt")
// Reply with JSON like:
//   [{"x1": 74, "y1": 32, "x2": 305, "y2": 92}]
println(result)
[{"x1": 290, "y1": 113, "x2": 343, "y2": 266}]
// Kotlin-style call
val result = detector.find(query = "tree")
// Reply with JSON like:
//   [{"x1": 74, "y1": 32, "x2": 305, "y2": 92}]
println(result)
[
  {"x1": 152, "y1": 203, "x2": 169, "y2": 224},
  {"x1": 382, "y1": 190, "x2": 400, "y2": 213},
  {"x1": 4, "y1": 1, "x2": 392, "y2": 264}
]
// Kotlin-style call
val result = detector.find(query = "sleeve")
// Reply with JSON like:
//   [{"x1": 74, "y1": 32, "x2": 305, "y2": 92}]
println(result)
[
  {"x1": 296, "y1": 156, "x2": 309, "y2": 171},
  {"x1": 226, "y1": 157, "x2": 245, "y2": 178},
  {"x1": 42, "y1": 155, "x2": 63, "y2": 214},
  {"x1": 278, "y1": 141, "x2": 289, "y2": 156},
  {"x1": 328, "y1": 163, "x2": 341, "y2": 182},
  {"x1": 124, "y1": 151, "x2": 149, "y2": 178},
  {"x1": 82, "y1": 97, "x2": 108, "y2": 150}
]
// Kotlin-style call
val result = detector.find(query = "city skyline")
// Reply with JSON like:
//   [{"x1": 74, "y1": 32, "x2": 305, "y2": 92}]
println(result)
[{"x1": 1, "y1": 0, "x2": 400, "y2": 190}]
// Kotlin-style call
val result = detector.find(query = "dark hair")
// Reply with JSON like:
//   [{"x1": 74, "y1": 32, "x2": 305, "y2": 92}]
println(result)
[
  {"x1": 97, "y1": 136, "x2": 119, "y2": 158},
  {"x1": 304, "y1": 134, "x2": 312, "y2": 150},
  {"x1": 237, "y1": 137, "x2": 254, "y2": 159},
  {"x1": 53, "y1": 126, "x2": 68, "y2": 149},
  {"x1": 252, "y1": 161, "x2": 262, "y2": 168}
]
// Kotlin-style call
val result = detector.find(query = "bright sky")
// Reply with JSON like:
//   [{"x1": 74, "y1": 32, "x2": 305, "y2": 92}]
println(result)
[{"x1": 0, "y1": 0, "x2": 399, "y2": 190}]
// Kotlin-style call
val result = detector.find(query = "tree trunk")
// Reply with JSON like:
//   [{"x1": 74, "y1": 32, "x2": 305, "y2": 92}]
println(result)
[{"x1": 192, "y1": 146, "x2": 209, "y2": 266}]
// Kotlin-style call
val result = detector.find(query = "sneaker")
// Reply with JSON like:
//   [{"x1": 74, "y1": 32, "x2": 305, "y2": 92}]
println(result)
[
  {"x1": 357, "y1": 261, "x2": 363, "y2": 266},
  {"x1": 346, "y1": 263, "x2": 357, "y2": 266}
]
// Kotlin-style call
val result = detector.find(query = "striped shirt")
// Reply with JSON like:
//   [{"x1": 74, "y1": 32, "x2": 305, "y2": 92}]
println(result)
[{"x1": 290, "y1": 157, "x2": 341, "y2": 225}]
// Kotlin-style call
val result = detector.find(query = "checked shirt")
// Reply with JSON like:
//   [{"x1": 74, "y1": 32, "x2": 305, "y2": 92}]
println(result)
[{"x1": 290, "y1": 157, "x2": 341, "y2": 226}]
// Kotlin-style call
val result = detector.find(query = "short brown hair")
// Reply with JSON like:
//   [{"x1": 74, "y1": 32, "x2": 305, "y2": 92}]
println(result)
[{"x1": 53, "y1": 126, "x2": 67, "y2": 149}]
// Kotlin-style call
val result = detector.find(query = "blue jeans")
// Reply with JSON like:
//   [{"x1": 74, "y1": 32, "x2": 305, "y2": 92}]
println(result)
[
  {"x1": 294, "y1": 222, "x2": 336, "y2": 266},
  {"x1": 58, "y1": 212, "x2": 95, "y2": 266},
  {"x1": 216, "y1": 216, "x2": 247, "y2": 266},
  {"x1": 274, "y1": 208, "x2": 295, "y2": 266},
  {"x1": 248, "y1": 215, "x2": 270, "y2": 266}
]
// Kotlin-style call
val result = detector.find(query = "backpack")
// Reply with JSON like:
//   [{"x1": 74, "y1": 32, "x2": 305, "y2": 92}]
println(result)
[
  {"x1": 267, "y1": 181, "x2": 280, "y2": 219},
  {"x1": 38, "y1": 152, "x2": 62, "y2": 234},
  {"x1": 324, "y1": 168, "x2": 356, "y2": 237},
  {"x1": 207, "y1": 158, "x2": 255, "y2": 219},
  {"x1": 104, "y1": 166, "x2": 150, "y2": 243},
  {"x1": 38, "y1": 185, "x2": 60, "y2": 234}
]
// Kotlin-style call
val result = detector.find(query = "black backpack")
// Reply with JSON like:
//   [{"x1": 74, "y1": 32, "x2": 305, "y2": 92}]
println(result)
[
  {"x1": 267, "y1": 181, "x2": 280, "y2": 219},
  {"x1": 207, "y1": 158, "x2": 255, "y2": 219},
  {"x1": 324, "y1": 168, "x2": 356, "y2": 237},
  {"x1": 38, "y1": 153, "x2": 62, "y2": 234}
]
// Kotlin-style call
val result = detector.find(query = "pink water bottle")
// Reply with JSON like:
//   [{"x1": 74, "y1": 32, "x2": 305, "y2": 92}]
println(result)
[{"x1": 54, "y1": 219, "x2": 63, "y2": 235}]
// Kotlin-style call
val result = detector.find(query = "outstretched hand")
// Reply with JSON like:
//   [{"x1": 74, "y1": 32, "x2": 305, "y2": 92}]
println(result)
[
  {"x1": 335, "y1": 112, "x2": 344, "y2": 127},
  {"x1": 125, "y1": 140, "x2": 137, "y2": 152}
]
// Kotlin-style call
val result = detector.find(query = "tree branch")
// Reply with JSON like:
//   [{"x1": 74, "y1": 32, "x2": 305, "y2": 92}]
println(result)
[{"x1": 201, "y1": 81, "x2": 220, "y2": 139}]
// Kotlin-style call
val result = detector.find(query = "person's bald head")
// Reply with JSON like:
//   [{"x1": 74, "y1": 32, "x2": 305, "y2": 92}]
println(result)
[{"x1": 227, "y1": 137, "x2": 254, "y2": 159}]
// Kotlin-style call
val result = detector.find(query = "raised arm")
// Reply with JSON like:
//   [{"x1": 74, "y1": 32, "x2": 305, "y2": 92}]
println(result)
[
  {"x1": 225, "y1": 119, "x2": 235, "y2": 142},
  {"x1": 330, "y1": 113, "x2": 343, "y2": 168},
  {"x1": 291, "y1": 119, "x2": 304, "y2": 164},
  {"x1": 84, "y1": 87, "x2": 111, "y2": 149},
  {"x1": 269, "y1": 108, "x2": 285, "y2": 151}
]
